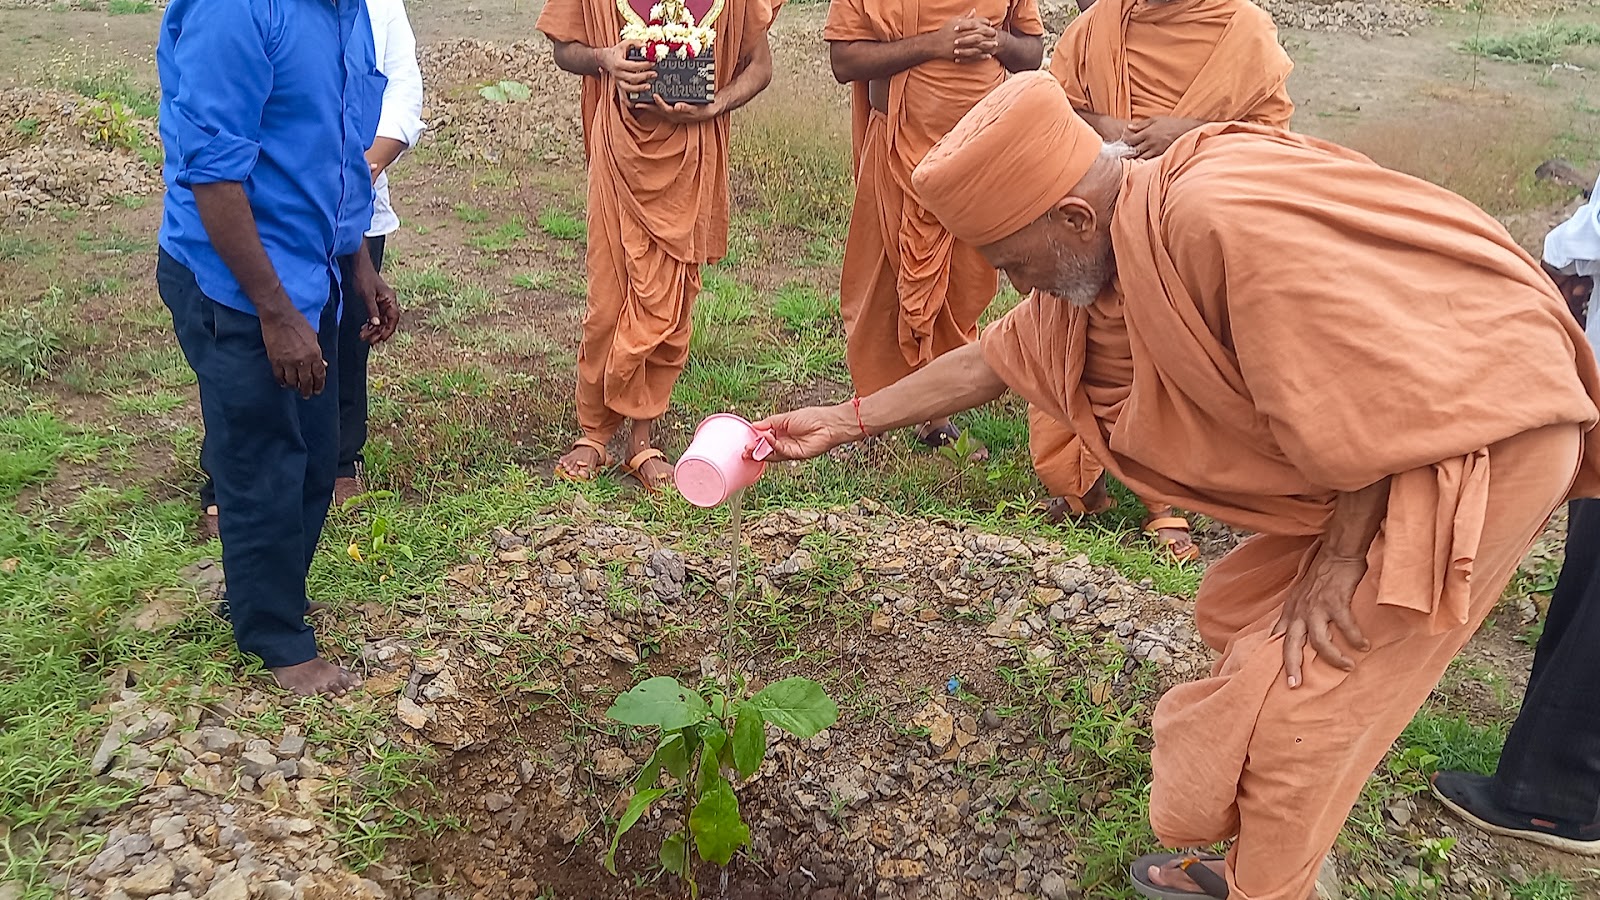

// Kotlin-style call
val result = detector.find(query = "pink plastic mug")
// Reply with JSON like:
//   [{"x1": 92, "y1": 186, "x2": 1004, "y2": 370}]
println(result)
[{"x1": 674, "y1": 413, "x2": 774, "y2": 508}]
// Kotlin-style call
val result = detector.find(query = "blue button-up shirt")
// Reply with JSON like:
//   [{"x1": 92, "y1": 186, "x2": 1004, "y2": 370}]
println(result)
[{"x1": 157, "y1": 0, "x2": 384, "y2": 330}]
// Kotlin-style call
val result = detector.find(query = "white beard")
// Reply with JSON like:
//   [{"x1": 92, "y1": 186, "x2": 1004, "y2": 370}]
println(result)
[{"x1": 1042, "y1": 241, "x2": 1113, "y2": 307}]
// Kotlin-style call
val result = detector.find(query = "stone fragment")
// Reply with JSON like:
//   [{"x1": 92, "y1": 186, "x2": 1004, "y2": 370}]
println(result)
[{"x1": 122, "y1": 860, "x2": 176, "y2": 898}]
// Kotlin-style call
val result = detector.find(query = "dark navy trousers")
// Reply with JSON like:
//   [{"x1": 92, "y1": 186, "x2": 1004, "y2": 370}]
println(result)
[
  {"x1": 159, "y1": 249, "x2": 336, "y2": 668},
  {"x1": 1493, "y1": 498, "x2": 1600, "y2": 825}
]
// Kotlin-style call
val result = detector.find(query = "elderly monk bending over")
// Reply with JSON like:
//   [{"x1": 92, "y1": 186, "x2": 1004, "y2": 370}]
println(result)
[
  {"x1": 1030, "y1": 0, "x2": 1295, "y2": 559},
  {"x1": 539, "y1": 0, "x2": 779, "y2": 489},
  {"x1": 825, "y1": 0, "x2": 1044, "y2": 454},
  {"x1": 753, "y1": 72, "x2": 1600, "y2": 900}
]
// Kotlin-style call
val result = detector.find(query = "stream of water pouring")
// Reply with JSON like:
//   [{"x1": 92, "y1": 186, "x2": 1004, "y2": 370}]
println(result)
[{"x1": 720, "y1": 490, "x2": 742, "y2": 898}]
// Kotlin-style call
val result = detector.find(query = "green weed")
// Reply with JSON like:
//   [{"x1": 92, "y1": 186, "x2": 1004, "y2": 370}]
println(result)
[
  {"x1": 538, "y1": 209, "x2": 586, "y2": 240},
  {"x1": 468, "y1": 218, "x2": 527, "y2": 253},
  {"x1": 1459, "y1": 23, "x2": 1600, "y2": 65}
]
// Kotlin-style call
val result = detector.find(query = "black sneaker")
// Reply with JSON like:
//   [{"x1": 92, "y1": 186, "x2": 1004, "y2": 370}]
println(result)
[{"x1": 1431, "y1": 771, "x2": 1600, "y2": 855}]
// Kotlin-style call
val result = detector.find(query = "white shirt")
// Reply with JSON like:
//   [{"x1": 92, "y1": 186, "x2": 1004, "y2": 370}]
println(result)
[
  {"x1": 367, "y1": 0, "x2": 426, "y2": 238},
  {"x1": 1543, "y1": 176, "x2": 1600, "y2": 356}
]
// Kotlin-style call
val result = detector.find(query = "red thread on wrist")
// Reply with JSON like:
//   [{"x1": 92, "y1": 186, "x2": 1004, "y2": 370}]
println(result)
[{"x1": 852, "y1": 397, "x2": 869, "y2": 438}]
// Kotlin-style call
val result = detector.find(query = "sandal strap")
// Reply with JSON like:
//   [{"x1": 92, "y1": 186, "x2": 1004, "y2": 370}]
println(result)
[
  {"x1": 571, "y1": 437, "x2": 613, "y2": 464},
  {"x1": 624, "y1": 447, "x2": 668, "y2": 473},
  {"x1": 1144, "y1": 516, "x2": 1191, "y2": 534},
  {"x1": 1177, "y1": 857, "x2": 1230, "y2": 898}
]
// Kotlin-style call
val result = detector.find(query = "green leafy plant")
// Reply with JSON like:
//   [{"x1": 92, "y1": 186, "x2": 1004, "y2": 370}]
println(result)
[
  {"x1": 346, "y1": 505, "x2": 412, "y2": 582},
  {"x1": 479, "y1": 80, "x2": 532, "y2": 103},
  {"x1": 79, "y1": 96, "x2": 142, "y2": 150},
  {"x1": 605, "y1": 674, "x2": 837, "y2": 893}
]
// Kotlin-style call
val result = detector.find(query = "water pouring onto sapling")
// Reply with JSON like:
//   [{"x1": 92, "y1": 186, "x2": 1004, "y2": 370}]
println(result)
[{"x1": 602, "y1": 414, "x2": 836, "y2": 892}]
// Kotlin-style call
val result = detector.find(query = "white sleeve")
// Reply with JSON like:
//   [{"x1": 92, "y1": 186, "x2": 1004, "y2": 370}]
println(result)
[{"x1": 372, "y1": 0, "x2": 426, "y2": 148}]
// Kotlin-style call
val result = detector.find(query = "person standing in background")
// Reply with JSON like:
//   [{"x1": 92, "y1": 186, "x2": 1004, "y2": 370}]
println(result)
[
  {"x1": 336, "y1": 0, "x2": 426, "y2": 505},
  {"x1": 198, "y1": 0, "x2": 424, "y2": 534},
  {"x1": 159, "y1": 0, "x2": 397, "y2": 696},
  {"x1": 1431, "y1": 183, "x2": 1600, "y2": 856}
]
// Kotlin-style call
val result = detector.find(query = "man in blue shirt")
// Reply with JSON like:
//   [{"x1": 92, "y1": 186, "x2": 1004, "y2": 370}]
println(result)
[{"x1": 157, "y1": 0, "x2": 399, "y2": 696}]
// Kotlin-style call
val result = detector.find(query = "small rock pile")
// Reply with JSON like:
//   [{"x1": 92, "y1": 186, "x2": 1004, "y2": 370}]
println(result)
[
  {"x1": 0, "y1": 88, "x2": 160, "y2": 218},
  {"x1": 1257, "y1": 0, "x2": 1433, "y2": 35},
  {"x1": 418, "y1": 41, "x2": 583, "y2": 166},
  {"x1": 69, "y1": 686, "x2": 387, "y2": 900}
]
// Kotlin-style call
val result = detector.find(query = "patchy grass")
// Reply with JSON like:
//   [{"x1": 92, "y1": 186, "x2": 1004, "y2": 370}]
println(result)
[
  {"x1": 467, "y1": 217, "x2": 527, "y2": 253},
  {"x1": 1508, "y1": 872, "x2": 1578, "y2": 900},
  {"x1": 538, "y1": 209, "x2": 586, "y2": 241},
  {"x1": 1398, "y1": 710, "x2": 1507, "y2": 777},
  {"x1": 1459, "y1": 22, "x2": 1600, "y2": 64},
  {"x1": 107, "y1": 0, "x2": 154, "y2": 13}
]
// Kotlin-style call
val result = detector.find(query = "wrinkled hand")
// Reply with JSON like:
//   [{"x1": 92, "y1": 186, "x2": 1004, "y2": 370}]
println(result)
[
  {"x1": 748, "y1": 406, "x2": 854, "y2": 462},
  {"x1": 1273, "y1": 547, "x2": 1370, "y2": 688},
  {"x1": 648, "y1": 95, "x2": 722, "y2": 124},
  {"x1": 1125, "y1": 116, "x2": 1199, "y2": 159},
  {"x1": 1542, "y1": 260, "x2": 1592, "y2": 326},
  {"x1": 598, "y1": 39, "x2": 657, "y2": 99},
  {"x1": 936, "y1": 10, "x2": 999, "y2": 62},
  {"x1": 261, "y1": 312, "x2": 326, "y2": 399}
]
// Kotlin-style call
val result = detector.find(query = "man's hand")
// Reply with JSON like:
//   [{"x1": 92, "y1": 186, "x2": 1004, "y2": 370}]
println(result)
[
  {"x1": 749, "y1": 405, "x2": 856, "y2": 462},
  {"x1": 260, "y1": 310, "x2": 327, "y2": 398},
  {"x1": 1542, "y1": 260, "x2": 1592, "y2": 325},
  {"x1": 1273, "y1": 547, "x2": 1370, "y2": 688},
  {"x1": 365, "y1": 137, "x2": 408, "y2": 185},
  {"x1": 597, "y1": 40, "x2": 657, "y2": 100},
  {"x1": 352, "y1": 248, "x2": 400, "y2": 345},
  {"x1": 1126, "y1": 116, "x2": 1204, "y2": 159},
  {"x1": 648, "y1": 95, "x2": 723, "y2": 124},
  {"x1": 1079, "y1": 110, "x2": 1133, "y2": 143},
  {"x1": 934, "y1": 10, "x2": 998, "y2": 62},
  {"x1": 363, "y1": 275, "x2": 400, "y2": 345}
]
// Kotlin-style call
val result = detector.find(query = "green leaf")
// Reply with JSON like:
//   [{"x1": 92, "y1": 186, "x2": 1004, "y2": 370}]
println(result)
[
  {"x1": 607, "y1": 677, "x2": 709, "y2": 731},
  {"x1": 661, "y1": 731, "x2": 693, "y2": 779},
  {"x1": 660, "y1": 830, "x2": 688, "y2": 875},
  {"x1": 732, "y1": 703, "x2": 765, "y2": 779},
  {"x1": 478, "y1": 83, "x2": 508, "y2": 102},
  {"x1": 688, "y1": 774, "x2": 750, "y2": 865},
  {"x1": 604, "y1": 788, "x2": 667, "y2": 875},
  {"x1": 749, "y1": 677, "x2": 838, "y2": 738},
  {"x1": 499, "y1": 79, "x2": 532, "y2": 102},
  {"x1": 697, "y1": 725, "x2": 727, "y2": 792}
]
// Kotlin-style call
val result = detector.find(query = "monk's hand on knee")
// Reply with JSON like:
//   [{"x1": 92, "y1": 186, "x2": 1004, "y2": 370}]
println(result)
[{"x1": 1273, "y1": 550, "x2": 1370, "y2": 689}]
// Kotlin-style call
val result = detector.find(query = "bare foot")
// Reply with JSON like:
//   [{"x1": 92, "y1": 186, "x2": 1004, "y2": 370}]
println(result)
[
  {"x1": 556, "y1": 442, "x2": 607, "y2": 481},
  {"x1": 1148, "y1": 858, "x2": 1226, "y2": 894},
  {"x1": 1042, "y1": 478, "x2": 1113, "y2": 524},
  {"x1": 199, "y1": 504, "x2": 219, "y2": 541},
  {"x1": 271, "y1": 657, "x2": 362, "y2": 697},
  {"x1": 1153, "y1": 524, "x2": 1197, "y2": 559}
]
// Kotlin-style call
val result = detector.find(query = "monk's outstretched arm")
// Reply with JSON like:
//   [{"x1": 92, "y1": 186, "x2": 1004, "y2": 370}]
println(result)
[{"x1": 754, "y1": 344, "x2": 1008, "y2": 460}]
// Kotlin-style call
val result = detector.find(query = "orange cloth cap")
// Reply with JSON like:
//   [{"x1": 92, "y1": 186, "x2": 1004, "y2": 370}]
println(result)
[{"x1": 912, "y1": 71, "x2": 1104, "y2": 247}]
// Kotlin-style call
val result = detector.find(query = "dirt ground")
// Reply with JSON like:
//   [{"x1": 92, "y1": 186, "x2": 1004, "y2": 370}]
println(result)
[{"x1": 6, "y1": 0, "x2": 1600, "y2": 899}]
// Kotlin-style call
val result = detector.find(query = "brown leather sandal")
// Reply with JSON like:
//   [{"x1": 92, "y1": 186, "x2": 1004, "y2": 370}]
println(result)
[
  {"x1": 555, "y1": 437, "x2": 614, "y2": 483},
  {"x1": 621, "y1": 447, "x2": 673, "y2": 494},
  {"x1": 1144, "y1": 515, "x2": 1201, "y2": 563}
]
